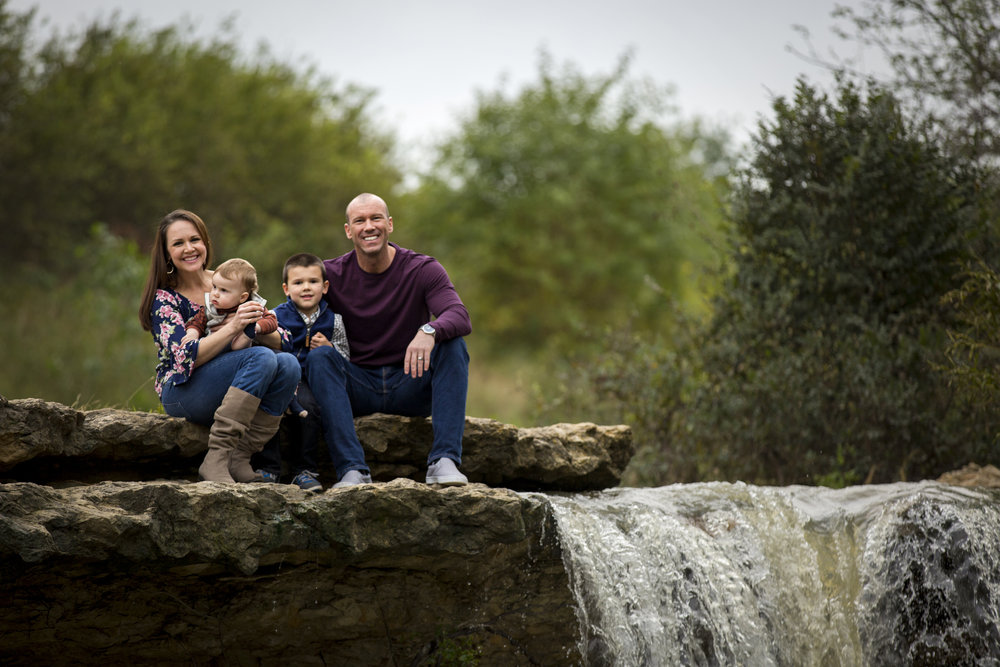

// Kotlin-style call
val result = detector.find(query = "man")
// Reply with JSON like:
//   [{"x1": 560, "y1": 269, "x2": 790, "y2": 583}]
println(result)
[{"x1": 307, "y1": 192, "x2": 472, "y2": 487}]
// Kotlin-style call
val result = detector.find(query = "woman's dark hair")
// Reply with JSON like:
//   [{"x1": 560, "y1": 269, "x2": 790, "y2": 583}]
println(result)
[{"x1": 138, "y1": 210, "x2": 214, "y2": 332}]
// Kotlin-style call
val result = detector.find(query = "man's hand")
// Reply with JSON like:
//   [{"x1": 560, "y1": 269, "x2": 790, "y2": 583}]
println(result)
[{"x1": 404, "y1": 331, "x2": 434, "y2": 378}]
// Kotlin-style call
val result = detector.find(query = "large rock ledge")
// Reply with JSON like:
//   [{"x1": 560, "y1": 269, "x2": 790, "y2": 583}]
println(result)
[
  {"x1": 0, "y1": 397, "x2": 633, "y2": 491},
  {"x1": 0, "y1": 479, "x2": 581, "y2": 665}
]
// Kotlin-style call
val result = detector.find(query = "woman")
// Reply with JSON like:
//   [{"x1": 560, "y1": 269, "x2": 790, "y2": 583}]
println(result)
[{"x1": 139, "y1": 209, "x2": 300, "y2": 483}]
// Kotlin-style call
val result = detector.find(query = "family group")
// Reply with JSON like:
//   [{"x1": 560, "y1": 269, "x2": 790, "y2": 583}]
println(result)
[{"x1": 137, "y1": 193, "x2": 471, "y2": 491}]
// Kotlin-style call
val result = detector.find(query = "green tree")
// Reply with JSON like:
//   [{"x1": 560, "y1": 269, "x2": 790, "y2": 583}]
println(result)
[
  {"x1": 0, "y1": 1, "x2": 31, "y2": 132},
  {"x1": 681, "y1": 80, "x2": 993, "y2": 485},
  {"x1": 406, "y1": 54, "x2": 731, "y2": 360},
  {"x1": 0, "y1": 5, "x2": 401, "y2": 410},
  {"x1": 548, "y1": 80, "x2": 998, "y2": 486},
  {"x1": 0, "y1": 7, "x2": 399, "y2": 279},
  {"x1": 831, "y1": 0, "x2": 1000, "y2": 432},
  {"x1": 833, "y1": 0, "x2": 1000, "y2": 163}
]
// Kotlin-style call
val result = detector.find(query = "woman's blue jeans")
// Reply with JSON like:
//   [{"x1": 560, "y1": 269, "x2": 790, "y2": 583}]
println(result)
[
  {"x1": 306, "y1": 337, "x2": 469, "y2": 478},
  {"x1": 160, "y1": 347, "x2": 301, "y2": 426}
]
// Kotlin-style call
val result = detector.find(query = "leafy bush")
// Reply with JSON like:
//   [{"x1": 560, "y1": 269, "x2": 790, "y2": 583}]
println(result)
[
  {"x1": 551, "y1": 80, "x2": 1000, "y2": 487},
  {"x1": 682, "y1": 80, "x2": 998, "y2": 484}
]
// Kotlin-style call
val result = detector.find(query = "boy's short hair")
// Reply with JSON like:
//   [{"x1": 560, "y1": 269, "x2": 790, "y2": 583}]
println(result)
[
  {"x1": 283, "y1": 252, "x2": 327, "y2": 284},
  {"x1": 215, "y1": 258, "x2": 258, "y2": 294}
]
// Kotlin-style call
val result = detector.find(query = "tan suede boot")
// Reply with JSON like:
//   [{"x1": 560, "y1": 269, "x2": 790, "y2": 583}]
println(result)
[
  {"x1": 229, "y1": 410, "x2": 284, "y2": 482},
  {"x1": 198, "y1": 387, "x2": 261, "y2": 483}
]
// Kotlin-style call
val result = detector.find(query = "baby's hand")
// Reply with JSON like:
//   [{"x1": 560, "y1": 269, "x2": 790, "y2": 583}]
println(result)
[{"x1": 181, "y1": 330, "x2": 199, "y2": 345}]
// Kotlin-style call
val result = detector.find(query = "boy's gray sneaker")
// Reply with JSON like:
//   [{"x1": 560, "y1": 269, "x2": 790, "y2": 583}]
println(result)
[
  {"x1": 332, "y1": 469, "x2": 373, "y2": 488},
  {"x1": 257, "y1": 470, "x2": 279, "y2": 483},
  {"x1": 425, "y1": 458, "x2": 468, "y2": 486},
  {"x1": 292, "y1": 470, "x2": 322, "y2": 493}
]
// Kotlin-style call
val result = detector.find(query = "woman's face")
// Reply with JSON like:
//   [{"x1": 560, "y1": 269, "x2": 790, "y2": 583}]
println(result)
[{"x1": 164, "y1": 219, "x2": 207, "y2": 276}]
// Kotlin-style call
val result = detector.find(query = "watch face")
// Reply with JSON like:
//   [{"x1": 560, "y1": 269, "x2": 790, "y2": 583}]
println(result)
[{"x1": 422, "y1": 324, "x2": 436, "y2": 335}]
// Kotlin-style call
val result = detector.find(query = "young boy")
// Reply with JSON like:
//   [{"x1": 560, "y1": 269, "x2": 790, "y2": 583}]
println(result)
[
  {"x1": 181, "y1": 258, "x2": 278, "y2": 348},
  {"x1": 253, "y1": 253, "x2": 349, "y2": 492}
]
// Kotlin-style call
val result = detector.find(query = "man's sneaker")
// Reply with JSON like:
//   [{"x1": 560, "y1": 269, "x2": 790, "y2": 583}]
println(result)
[
  {"x1": 257, "y1": 470, "x2": 279, "y2": 483},
  {"x1": 332, "y1": 469, "x2": 373, "y2": 488},
  {"x1": 425, "y1": 458, "x2": 468, "y2": 486},
  {"x1": 292, "y1": 470, "x2": 323, "y2": 493}
]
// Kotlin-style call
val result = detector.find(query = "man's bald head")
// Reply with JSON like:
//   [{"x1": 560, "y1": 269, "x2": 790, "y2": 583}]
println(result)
[{"x1": 346, "y1": 193, "x2": 389, "y2": 222}]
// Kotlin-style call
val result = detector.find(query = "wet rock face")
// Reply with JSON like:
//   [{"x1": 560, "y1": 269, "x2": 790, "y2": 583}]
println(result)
[
  {"x1": 858, "y1": 495, "x2": 1000, "y2": 666},
  {"x1": 0, "y1": 479, "x2": 582, "y2": 666},
  {"x1": 0, "y1": 398, "x2": 633, "y2": 491}
]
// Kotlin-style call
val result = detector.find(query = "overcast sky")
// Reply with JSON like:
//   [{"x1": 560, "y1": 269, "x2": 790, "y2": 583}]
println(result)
[{"x1": 16, "y1": 0, "x2": 884, "y2": 166}]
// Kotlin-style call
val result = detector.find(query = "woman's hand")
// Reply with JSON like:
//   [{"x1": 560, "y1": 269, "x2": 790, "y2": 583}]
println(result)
[
  {"x1": 193, "y1": 302, "x2": 268, "y2": 368},
  {"x1": 225, "y1": 301, "x2": 267, "y2": 334}
]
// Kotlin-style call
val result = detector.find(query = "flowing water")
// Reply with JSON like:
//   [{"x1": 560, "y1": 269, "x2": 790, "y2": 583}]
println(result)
[{"x1": 541, "y1": 481, "x2": 1000, "y2": 666}]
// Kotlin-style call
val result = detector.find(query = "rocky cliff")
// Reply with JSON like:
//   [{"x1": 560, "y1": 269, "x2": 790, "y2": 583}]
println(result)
[
  {"x1": 0, "y1": 397, "x2": 633, "y2": 492},
  {"x1": 0, "y1": 397, "x2": 633, "y2": 665}
]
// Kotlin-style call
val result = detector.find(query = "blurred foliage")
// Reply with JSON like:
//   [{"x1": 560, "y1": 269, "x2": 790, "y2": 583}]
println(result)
[
  {"x1": 8, "y1": 0, "x2": 1000, "y2": 489},
  {"x1": 832, "y1": 0, "x2": 1000, "y2": 446},
  {"x1": 546, "y1": 80, "x2": 1000, "y2": 486},
  {"x1": 832, "y1": 0, "x2": 1000, "y2": 164},
  {"x1": 538, "y1": 314, "x2": 706, "y2": 486},
  {"x1": 0, "y1": 1, "x2": 399, "y2": 284},
  {"x1": 403, "y1": 53, "x2": 732, "y2": 362},
  {"x1": 1, "y1": 225, "x2": 158, "y2": 410},
  {"x1": 944, "y1": 261, "x2": 1000, "y2": 406},
  {"x1": 0, "y1": 0, "x2": 400, "y2": 407}
]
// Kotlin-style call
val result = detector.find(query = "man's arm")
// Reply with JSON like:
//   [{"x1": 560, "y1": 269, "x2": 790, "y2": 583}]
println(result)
[
  {"x1": 404, "y1": 259, "x2": 470, "y2": 378},
  {"x1": 423, "y1": 260, "x2": 471, "y2": 340}
]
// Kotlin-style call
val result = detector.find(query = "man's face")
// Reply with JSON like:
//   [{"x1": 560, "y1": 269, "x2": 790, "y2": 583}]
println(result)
[
  {"x1": 345, "y1": 199, "x2": 393, "y2": 258},
  {"x1": 283, "y1": 265, "x2": 328, "y2": 314}
]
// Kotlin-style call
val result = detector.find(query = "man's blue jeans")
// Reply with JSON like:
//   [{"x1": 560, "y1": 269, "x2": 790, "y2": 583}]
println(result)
[
  {"x1": 160, "y1": 347, "x2": 301, "y2": 426},
  {"x1": 306, "y1": 338, "x2": 469, "y2": 478}
]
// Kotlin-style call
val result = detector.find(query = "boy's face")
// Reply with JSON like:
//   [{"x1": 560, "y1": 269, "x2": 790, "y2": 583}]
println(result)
[
  {"x1": 210, "y1": 273, "x2": 248, "y2": 311},
  {"x1": 283, "y1": 265, "x2": 329, "y2": 313}
]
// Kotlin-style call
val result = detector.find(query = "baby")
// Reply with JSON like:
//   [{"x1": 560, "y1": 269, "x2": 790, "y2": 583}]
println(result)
[{"x1": 181, "y1": 258, "x2": 278, "y2": 349}]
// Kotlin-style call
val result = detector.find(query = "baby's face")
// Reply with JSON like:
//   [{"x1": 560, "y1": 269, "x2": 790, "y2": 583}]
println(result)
[{"x1": 210, "y1": 273, "x2": 248, "y2": 311}]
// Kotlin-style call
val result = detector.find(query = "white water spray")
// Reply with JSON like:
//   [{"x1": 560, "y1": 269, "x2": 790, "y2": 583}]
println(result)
[{"x1": 541, "y1": 481, "x2": 1000, "y2": 666}]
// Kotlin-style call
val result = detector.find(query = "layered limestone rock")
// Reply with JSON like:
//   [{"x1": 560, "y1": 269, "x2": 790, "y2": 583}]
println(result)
[
  {"x1": 0, "y1": 397, "x2": 631, "y2": 664},
  {"x1": 0, "y1": 397, "x2": 633, "y2": 491},
  {"x1": 0, "y1": 479, "x2": 580, "y2": 665},
  {"x1": 936, "y1": 462, "x2": 1000, "y2": 488}
]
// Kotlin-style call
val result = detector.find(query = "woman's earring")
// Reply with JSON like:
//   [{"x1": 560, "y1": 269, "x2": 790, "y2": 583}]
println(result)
[{"x1": 166, "y1": 261, "x2": 175, "y2": 275}]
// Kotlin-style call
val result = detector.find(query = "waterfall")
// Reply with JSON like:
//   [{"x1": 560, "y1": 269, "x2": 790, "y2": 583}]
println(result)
[{"x1": 541, "y1": 481, "x2": 1000, "y2": 666}]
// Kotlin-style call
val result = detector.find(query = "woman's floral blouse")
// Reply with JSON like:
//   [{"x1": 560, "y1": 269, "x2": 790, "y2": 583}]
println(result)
[{"x1": 149, "y1": 288, "x2": 291, "y2": 397}]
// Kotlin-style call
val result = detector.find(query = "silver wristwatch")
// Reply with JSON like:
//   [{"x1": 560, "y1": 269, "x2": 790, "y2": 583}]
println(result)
[{"x1": 420, "y1": 323, "x2": 436, "y2": 337}]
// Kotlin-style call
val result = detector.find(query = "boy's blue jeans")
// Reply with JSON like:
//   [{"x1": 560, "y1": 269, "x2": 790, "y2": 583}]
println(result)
[
  {"x1": 306, "y1": 337, "x2": 470, "y2": 478},
  {"x1": 160, "y1": 347, "x2": 300, "y2": 425}
]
